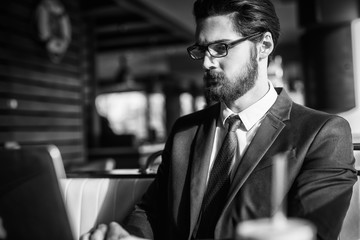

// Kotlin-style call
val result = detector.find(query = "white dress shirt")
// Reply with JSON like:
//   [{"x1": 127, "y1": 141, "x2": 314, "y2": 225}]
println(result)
[{"x1": 207, "y1": 81, "x2": 278, "y2": 182}]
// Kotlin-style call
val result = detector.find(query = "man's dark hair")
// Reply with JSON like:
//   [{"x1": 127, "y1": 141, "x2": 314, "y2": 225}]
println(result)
[{"x1": 193, "y1": 0, "x2": 280, "y2": 49}]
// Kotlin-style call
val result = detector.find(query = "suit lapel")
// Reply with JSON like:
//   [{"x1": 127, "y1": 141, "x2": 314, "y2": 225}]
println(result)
[
  {"x1": 189, "y1": 104, "x2": 218, "y2": 236},
  {"x1": 227, "y1": 114, "x2": 285, "y2": 201},
  {"x1": 225, "y1": 88, "x2": 293, "y2": 208}
]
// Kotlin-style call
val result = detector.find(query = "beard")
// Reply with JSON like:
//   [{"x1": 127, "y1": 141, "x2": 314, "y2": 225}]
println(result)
[{"x1": 203, "y1": 47, "x2": 258, "y2": 105}]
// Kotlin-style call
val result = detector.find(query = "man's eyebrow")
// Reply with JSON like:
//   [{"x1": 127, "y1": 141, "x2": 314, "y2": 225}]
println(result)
[{"x1": 195, "y1": 39, "x2": 232, "y2": 46}]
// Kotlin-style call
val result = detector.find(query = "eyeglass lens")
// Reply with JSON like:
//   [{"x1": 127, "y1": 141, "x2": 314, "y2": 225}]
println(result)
[
  {"x1": 188, "y1": 43, "x2": 227, "y2": 60},
  {"x1": 209, "y1": 43, "x2": 227, "y2": 57}
]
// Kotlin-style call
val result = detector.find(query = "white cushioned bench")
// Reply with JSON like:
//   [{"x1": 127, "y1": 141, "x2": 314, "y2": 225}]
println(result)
[{"x1": 59, "y1": 177, "x2": 153, "y2": 240}]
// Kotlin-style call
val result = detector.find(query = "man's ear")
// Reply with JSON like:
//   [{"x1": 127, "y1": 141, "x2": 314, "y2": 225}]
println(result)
[{"x1": 259, "y1": 32, "x2": 274, "y2": 59}]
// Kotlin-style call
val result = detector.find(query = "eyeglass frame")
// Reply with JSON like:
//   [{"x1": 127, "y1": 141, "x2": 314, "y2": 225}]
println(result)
[{"x1": 187, "y1": 32, "x2": 264, "y2": 60}]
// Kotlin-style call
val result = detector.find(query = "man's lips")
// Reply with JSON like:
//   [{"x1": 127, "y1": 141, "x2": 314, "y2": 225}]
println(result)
[
  {"x1": 204, "y1": 74, "x2": 219, "y2": 87},
  {"x1": 204, "y1": 70, "x2": 225, "y2": 87}
]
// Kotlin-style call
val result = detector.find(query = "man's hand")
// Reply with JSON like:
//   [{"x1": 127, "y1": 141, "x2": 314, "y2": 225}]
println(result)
[{"x1": 80, "y1": 222, "x2": 146, "y2": 240}]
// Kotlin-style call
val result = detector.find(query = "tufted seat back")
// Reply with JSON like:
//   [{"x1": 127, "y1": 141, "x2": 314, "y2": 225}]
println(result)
[{"x1": 59, "y1": 178, "x2": 153, "y2": 240}]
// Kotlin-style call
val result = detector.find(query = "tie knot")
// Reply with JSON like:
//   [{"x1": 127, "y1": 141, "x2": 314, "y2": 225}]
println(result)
[{"x1": 227, "y1": 115, "x2": 241, "y2": 132}]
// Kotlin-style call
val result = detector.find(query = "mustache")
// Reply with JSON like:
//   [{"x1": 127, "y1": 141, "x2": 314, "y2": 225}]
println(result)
[{"x1": 203, "y1": 71, "x2": 225, "y2": 82}]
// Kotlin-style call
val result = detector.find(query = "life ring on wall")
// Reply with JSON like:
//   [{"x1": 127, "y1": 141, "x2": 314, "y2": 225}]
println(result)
[{"x1": 36, "y1": 0, "x2": 71, "y2": 63}]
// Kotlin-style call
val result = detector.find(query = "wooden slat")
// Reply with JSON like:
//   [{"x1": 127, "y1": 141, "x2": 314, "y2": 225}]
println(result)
[
  {"x1": 0, "y1": 131, "x2": 83, "y2": 142},
  {"x1": 0, "y1": 109, "x2": 82, "y2": 118},
  {"x1": 0, "y1": 99, "x2": 82, "y2": 113},
  {"x1": 0, "y1": 82, "x2": 81, "y2": 100},
  {"x1": 0, "y1": 126, "x2": 82, "y2": 132},
  {"x1": 17, "y1": 139, "x2": 83, "y2": 147},
  {"x1": 0, "y1": 93, "x2": 81, "y2": 105},
  {"x1": 0, "y1": 76, "x2": 80, "y2": 93},
  {"x1": 0, "y1": 47, "x2": 80, "y2": 74},
  {"x1": 0, "y1": 115, "x2": 82, "y2": 127},
  {"x1": 0, "y1": 65, "x2": 82, "y2": 87}
]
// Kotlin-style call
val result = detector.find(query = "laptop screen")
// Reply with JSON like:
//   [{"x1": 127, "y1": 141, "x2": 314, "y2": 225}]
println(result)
[{"x1": 0, "y1": 145, "x2": 74, "y2": 240}]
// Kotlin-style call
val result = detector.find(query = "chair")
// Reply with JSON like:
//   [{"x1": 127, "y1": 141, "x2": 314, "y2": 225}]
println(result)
[
  {"x1": 139, "y1": 150, "x2": 162, "y2": 174},
  {"x1": 339, "y1": 144, "x2": 360, "y2": 240}
]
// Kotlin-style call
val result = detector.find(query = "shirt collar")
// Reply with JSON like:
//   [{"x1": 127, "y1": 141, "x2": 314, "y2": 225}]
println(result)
[{"x1": 220, "y1": 81, "x2": 278, "y2": 131}]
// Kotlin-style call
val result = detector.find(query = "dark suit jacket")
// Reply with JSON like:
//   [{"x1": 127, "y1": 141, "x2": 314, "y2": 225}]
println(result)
[{"x1": 125, "y1": 88, "x2": 357, "y2": 240}]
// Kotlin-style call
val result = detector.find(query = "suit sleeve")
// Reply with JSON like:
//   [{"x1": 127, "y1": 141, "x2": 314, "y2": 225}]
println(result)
[
  {"x1": 288, "y1": 116, "x2": 357, "y2": 240},
  {"x1": 124, "y1": 135, "x2": 172, "y2": 239}
]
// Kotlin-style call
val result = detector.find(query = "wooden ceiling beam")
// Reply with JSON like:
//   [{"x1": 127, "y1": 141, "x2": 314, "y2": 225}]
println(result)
[
  {"x1": 113, "y1": 0, "x2": 193, "y2": 41},
  {"x1": 97, "y1": 41, "x2": 189, "y2": 53},
  {"x1": 95, "y1": 22, "x2": 156, "y2": 35},
  {"x1": 97, "y1": 33, "x2": 178, "y2": 47},
  {"x1": 83, "y1": 6, "x2": 128, "y2": 18}
]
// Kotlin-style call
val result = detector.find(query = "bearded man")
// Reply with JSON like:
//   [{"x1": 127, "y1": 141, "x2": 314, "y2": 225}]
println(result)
[{"x1": 84, "y1": 0, "x2": 357, "y2": 239}]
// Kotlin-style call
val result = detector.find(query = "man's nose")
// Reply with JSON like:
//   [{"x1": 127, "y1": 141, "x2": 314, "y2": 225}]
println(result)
[{"x1": 202, "y1": 52, "x2": 217, "y2": 70}]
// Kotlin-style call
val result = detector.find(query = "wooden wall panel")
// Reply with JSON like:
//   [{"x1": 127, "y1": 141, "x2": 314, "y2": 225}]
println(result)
[
  {"x1": 0, "y1": 82, "x2": 81, "y2": 100},
  {"x1": 0, "y1": 99, "x2": 82, "y2": 113},
  {"x1": 0, "y1": 116, "x2": 82, "y2": 127},
  {"x1": 0, "y1": 0, "x2": 92, "y2": 168},
  {"x1": 0, "y1": 66, "x2": 82, "y2": 87},
  {"x1": 0, "y1": 131, "x2": 83, "y2": 142}
]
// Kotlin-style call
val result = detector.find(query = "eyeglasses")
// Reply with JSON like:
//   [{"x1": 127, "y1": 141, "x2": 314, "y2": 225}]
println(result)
[{"x1": 187, "y1": 32, "x2": 263, "y2": 60}]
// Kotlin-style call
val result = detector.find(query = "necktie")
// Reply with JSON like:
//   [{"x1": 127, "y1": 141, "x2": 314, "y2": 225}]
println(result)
[{"x1": 195, "y1": 114, "x2": 241, "y2": 239}]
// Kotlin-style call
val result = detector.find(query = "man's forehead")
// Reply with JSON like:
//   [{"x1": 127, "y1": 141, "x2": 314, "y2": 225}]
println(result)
[{"x1": 195, "y1": 15, "x2": 240, "y2": 43}]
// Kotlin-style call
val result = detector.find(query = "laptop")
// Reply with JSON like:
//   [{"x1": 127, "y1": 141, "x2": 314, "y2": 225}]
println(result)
[{"x1": 0, "y1": 145, "x2": 75, "y2": 240}]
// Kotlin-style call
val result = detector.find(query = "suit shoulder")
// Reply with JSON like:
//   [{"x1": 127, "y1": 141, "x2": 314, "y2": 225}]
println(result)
[
  {"x1": 291, "y1": 102, "x2": 351, "y2": 129},
  {"x1": 172, "y1": 103, "x2": 219, "y2": 129}
]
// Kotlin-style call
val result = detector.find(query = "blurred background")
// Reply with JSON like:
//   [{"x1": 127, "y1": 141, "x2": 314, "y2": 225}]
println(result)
[{"x1": 1, "y1": 0, "x2": 360, "y2": 170}]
